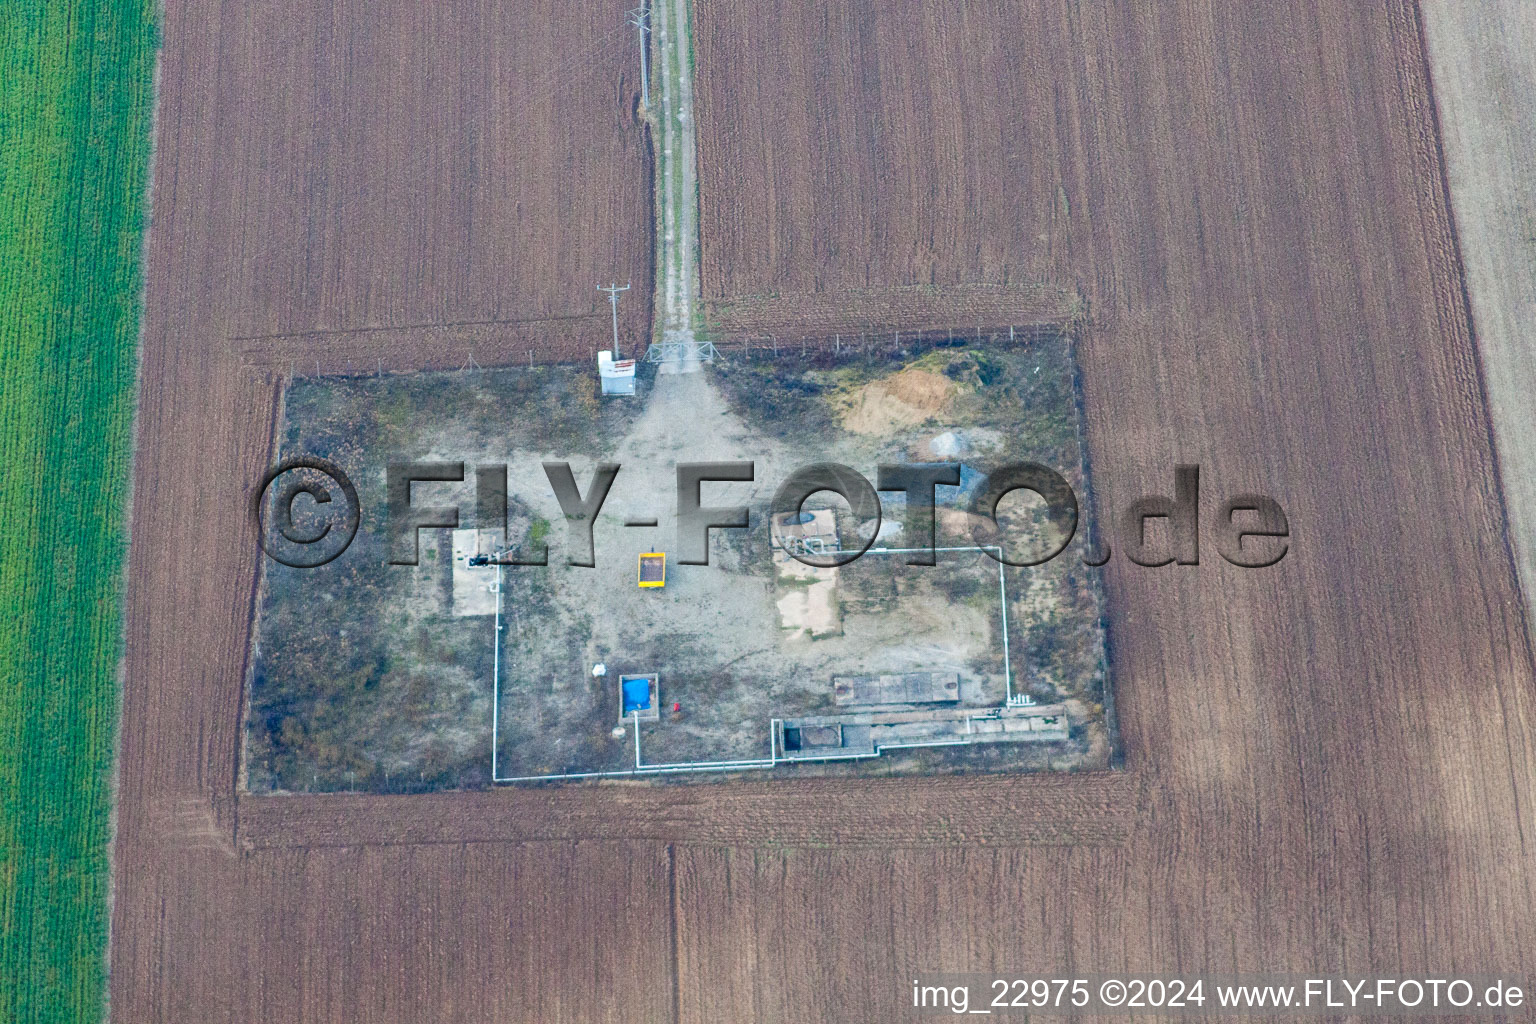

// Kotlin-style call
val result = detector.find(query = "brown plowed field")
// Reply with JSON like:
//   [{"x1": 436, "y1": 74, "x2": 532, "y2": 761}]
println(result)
[
  {"x1": 692, "y1": 1, "x2": 1081, "y2": 306},
  {"x1": 701, "y1": 282, "x2": 1081, "y2": 338},
  {"x1": 194, "y1": 0, "x2": 653, "y2": 368},
  {"x1": 230, "y1": 314, "x2": 620, "y2": 376},
  {"x1": 232, "y1": 773, "x2": 1144, "y2": 850},
  {"x1": 113, "y1": 1, "x2": 1536, "y2": 1022}
]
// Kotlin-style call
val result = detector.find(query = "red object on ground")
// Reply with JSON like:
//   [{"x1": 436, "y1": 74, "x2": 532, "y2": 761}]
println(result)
[{"x1": 673, "y1": 703, "x2": 681, "y2": 712}]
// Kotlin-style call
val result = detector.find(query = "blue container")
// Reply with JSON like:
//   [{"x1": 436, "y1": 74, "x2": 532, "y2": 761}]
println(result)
[{"x1": 621, "y1": 677, "x2": 652, "y2": 714}]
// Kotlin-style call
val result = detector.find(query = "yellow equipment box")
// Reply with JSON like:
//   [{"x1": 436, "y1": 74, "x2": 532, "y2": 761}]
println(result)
[{"x1": 638, "y1": 552, "x2": 666, "y2": 588}]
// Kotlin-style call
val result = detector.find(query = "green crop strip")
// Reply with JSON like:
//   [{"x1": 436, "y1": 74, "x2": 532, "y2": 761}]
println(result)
[{"x1": 0, "y1": 1, "x2": 156, "y2": 1020}]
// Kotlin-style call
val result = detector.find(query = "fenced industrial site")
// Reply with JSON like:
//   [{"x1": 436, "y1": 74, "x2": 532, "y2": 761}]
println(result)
[{"x1": 244, "y1": 334, "x2": 1113, "y2": 792}]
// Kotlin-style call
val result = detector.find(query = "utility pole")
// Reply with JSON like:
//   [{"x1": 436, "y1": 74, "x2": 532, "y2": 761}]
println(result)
[
  {"x1": 628, "y1": 6, "x2": 650, "y2": 108},
  {"x1": 599, "y1": 282, "x2": 631, "y2": 359}
]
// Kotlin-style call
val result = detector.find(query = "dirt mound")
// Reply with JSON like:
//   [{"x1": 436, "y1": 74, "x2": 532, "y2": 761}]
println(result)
[{"x1": 840, "y1": 368, "x2": 957, "y2": 435}]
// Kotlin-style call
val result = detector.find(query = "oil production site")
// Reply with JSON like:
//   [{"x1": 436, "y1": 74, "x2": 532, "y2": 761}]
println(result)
[
  {"x1": 452, "y1": 348, "x2": 1105, "y2": 784},
  {"x1": 244, "y1": 340, "x2": 1113, "y2": 793}
]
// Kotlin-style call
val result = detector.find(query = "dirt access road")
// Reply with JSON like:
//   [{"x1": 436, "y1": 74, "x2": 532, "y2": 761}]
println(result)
[
  {"x1": 650, "y1": 0, "x2": 703, "y2": 365},
  {"x1": 1421, "y1": 1, "x2": 1536, "y2": 628}
]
